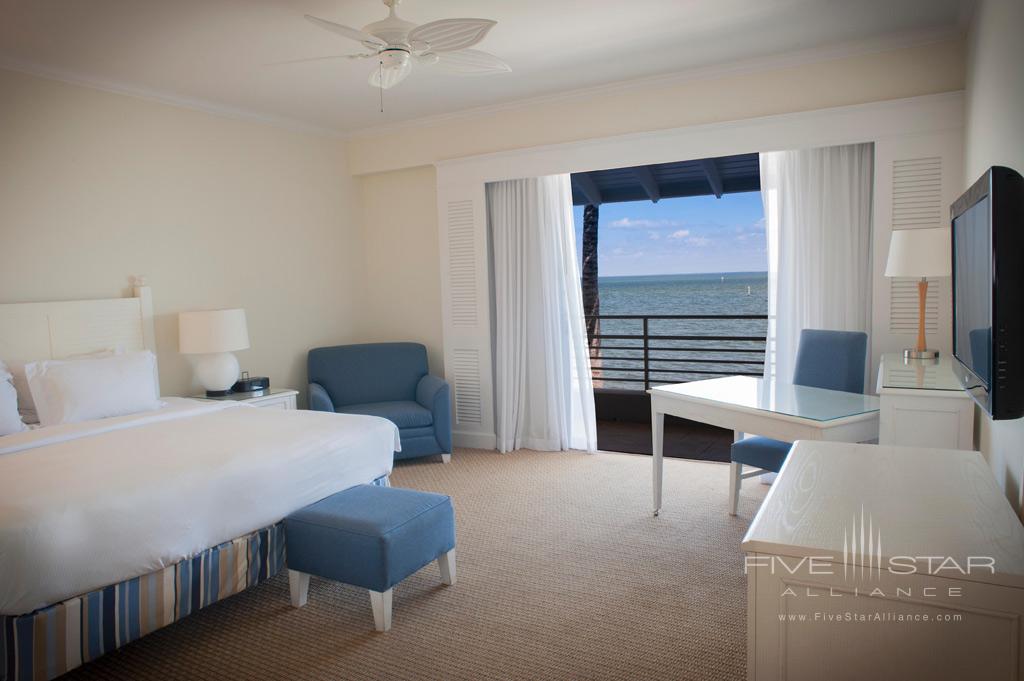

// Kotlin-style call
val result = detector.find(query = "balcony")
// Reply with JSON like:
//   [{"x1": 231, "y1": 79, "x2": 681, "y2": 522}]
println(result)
[{"x1": 586, "y1": 314, "x2": 768, "y2": 460}]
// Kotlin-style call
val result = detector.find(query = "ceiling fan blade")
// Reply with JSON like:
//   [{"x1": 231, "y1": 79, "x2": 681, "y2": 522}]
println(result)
[
  {"x1": 425, "y1": 49, "x2": 511, "y2": 75},
  {"x1": 265, "y1": 54, "x2": 373, "y2": 66},
  {"x1": 407, "y1": 19, "x2": 496, "y2": 53},
  {"x1": 305, "y1": 15, "x2": 386, "y2": 48},
  {"x1": 369, "y1": 60, "x2": 412, "y2": 90}
]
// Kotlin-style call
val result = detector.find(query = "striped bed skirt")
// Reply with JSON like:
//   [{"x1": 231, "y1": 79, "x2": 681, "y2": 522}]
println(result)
[{"x1": 1, "y1": 476, "x2": 389, "y2": 681}]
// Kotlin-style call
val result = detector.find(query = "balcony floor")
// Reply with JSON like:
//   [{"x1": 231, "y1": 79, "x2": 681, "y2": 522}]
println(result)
[{"x1": 596, "y1": 417, "x2": 732, "y2": 463}]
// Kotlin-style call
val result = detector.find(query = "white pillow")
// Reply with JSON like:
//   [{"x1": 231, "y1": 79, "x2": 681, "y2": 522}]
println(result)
[
  {"x1": 0, "y1": 362, "x2": 27, "y2": 436},
  {"x1": 26, "y1": 351, "x2": 162, "y2": 427},
  {"x1": 7, "y1": 348, "x2": 120, "y2": 424}
]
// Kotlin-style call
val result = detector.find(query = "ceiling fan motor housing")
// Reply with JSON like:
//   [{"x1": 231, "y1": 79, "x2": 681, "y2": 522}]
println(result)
[{"x1": 378, "y1": 47, "x2": 411, "y2": 69}]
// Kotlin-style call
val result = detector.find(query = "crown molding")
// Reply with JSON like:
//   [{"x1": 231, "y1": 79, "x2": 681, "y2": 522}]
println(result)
[
  {"x1": 0, "y1": 56, "x2": 345, "y2": 139},
  {"x1": 436, "y1": 90, "x2": 966, "y2": 170},
  {"x1": 434, "y1": 90, "x2": 965, "y2": 187},
  {"x1": 347, "y1": 25, "x2": 963, "y2": 139}
]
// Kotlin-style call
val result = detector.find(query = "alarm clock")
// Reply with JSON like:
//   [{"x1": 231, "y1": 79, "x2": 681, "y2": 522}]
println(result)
[{"x1": 232, "y1": 372, "x2": 270, "y2": 393}]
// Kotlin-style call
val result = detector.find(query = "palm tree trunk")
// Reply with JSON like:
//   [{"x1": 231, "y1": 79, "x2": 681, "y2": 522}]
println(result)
[{"x1": 581, "y1": 204, "x2": 600, "y2": 348}]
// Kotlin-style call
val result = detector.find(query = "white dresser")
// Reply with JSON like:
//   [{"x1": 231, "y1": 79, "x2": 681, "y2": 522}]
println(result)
[
  {"x1": 743, "y1": 440, "x2": 1024, "y2": 681},
  {"x1": 877, "y1": 352, "x2": 975, "y2": 450}
]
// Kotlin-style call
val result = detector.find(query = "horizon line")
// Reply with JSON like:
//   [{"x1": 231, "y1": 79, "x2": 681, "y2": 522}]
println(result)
[{"x1": 598, "y1": 270, "x2": 768, "y2": 278}]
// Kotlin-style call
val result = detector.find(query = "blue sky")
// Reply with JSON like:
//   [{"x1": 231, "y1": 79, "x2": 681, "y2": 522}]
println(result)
[{"x1": 572, "y1": 191, "x2": 766, "y2": 277}]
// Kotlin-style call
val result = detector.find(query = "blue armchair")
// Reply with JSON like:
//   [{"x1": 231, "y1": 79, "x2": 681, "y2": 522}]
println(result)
[{"x1": 308, "y1": 343, "x2": 452, "y2": 462}]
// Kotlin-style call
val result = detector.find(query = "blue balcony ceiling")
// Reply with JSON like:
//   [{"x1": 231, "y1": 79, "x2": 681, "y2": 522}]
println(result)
[{"x1": 570, "y1": 153, "x2": 760, "y2": 206}]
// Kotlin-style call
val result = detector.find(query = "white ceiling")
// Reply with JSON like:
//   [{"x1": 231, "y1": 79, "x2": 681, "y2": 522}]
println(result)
[{"x1": 0, "y1": 0, "x2": 969, "y2": 135}]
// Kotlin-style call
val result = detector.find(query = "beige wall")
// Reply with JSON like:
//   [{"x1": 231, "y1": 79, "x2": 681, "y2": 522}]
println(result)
[
  {"x1": 354, "y1": 165, "x2": 444, "y2": 374},
  {"x1": 0, "y1": 68, "x2": 361, "y2": 403},
  {"x1": 964, "y1": 0, "x2": 1024, "y2": 515},
  {"x1": 348, "y1": 39, "x2": 967, "y2": 387},
  {"x1": 348, "y1": 39, "x2": 965, "y2": 175}
]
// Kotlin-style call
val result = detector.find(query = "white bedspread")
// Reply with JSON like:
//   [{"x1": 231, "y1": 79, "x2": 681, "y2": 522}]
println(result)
[{"x1": 0, "y1": 398, "x2": 399, "y2": 615}]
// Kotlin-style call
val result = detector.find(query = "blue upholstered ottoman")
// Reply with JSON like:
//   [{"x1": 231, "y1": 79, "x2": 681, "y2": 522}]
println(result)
[{"x1": 284, "y1": 484, "x2": 456, "y2": 631}]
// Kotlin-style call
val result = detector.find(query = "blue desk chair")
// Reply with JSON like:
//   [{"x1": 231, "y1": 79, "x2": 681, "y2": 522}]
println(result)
[
  {"x1": 729, "y1": 329, "x2": 867, "y2": 515},
  {"x1": 308, "y1": 343, "x2": 452, "y2": 463}
]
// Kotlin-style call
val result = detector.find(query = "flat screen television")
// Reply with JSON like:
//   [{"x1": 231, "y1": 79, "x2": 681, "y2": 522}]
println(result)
[{"x1": 950, "y1": 166, "x2": 1024, "y2": 420}]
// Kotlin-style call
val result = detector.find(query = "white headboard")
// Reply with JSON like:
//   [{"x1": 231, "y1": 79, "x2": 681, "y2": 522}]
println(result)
[{"x1": 0, "y1": 286, "x2": 156, "y2": 361}]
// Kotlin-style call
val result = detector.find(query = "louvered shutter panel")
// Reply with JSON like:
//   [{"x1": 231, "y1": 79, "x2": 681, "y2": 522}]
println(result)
[
  {"x1": 888, "y1": 157, "x2": 945, "y2": 334},
  {"x1": 437, "y1": 180, "x2": 495, "y2": 448},
  {"x1": 450, "y1": 349, "x2": 483, "y2": 424},
  {"x1": 446, "y1": 200, "x2": 479, "y2": 329},
  {"x1": 870, "y1": 127, "x2": 962, "y2": 379}
]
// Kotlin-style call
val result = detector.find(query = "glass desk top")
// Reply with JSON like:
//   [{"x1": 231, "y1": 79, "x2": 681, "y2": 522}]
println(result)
[
  {"x1": 879, "y1": 352, "x2": 965, "y2": 392},
  {"x1": 650, "y1": 375, "x2": 880, "y2": 422}
]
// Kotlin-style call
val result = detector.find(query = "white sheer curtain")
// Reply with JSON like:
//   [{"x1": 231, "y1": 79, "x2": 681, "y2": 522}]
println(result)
[
  {"x1": 760, "y1": 143, "x2": 874, "y2": 383},
  {"x1": 487, "y1": 174, "x2": 597, "y2": 453}
]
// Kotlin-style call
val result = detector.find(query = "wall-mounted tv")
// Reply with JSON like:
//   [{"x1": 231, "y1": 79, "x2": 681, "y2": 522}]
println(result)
[{"x1": 951, "y1": 166, "x2": 1024, "y2": 420}]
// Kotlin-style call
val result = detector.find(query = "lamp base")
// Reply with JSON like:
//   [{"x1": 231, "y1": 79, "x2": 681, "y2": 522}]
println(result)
[
  {"x1": 903, "y1": 348, "x2": 939, "y2": 360},
  {"x1": 204, "y1": 389, "x2": 234, "y2": 398},
  {"x1": 193, "y1": 352, "x2": 241, "y2": 394}
]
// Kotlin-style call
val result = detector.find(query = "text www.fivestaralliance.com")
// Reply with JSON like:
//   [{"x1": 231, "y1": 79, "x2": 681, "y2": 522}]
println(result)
[{"x1": 778, "y1": 612, "x2": 963, "y2": 623}]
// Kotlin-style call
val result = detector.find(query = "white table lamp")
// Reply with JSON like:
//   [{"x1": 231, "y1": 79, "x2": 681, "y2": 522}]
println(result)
[
  {"x1": 884, "y1": 227, "x2": 951, "y2": 360},
  {"x1": 178, "y1": 309, "x2": 250, "y2": 396}
]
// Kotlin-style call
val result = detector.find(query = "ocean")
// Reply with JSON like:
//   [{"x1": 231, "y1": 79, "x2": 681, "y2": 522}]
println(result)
[{"x1": 589, "y1": 272, "x2": 768, "y2": 390}]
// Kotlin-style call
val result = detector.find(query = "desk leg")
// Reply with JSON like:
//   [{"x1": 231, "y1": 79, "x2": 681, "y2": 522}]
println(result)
[
  {"x1": 729, "y1": 431, "x2": 744, "y2": 516},
  {"x1": 652, "y1": 409, "x2": 665, "y2": 516}
]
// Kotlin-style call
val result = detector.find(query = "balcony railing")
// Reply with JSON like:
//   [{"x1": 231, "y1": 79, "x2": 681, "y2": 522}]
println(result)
[{"x1": 585, "y1": 314, "x2": 768, "y2": 392}]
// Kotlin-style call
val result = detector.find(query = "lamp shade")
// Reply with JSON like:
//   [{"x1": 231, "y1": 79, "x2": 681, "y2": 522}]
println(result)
[
  {"x1": 178, "y1": 309, "x2": 250, "y2": 354},
  {"x1": 884, "y1": 227, "x2": 951, "y2": 278}
]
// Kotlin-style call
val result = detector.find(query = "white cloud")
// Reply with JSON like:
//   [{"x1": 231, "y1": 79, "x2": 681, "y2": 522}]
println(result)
[
  {"x1": 609, "y1": 217, "x2": 684, "y2": 229},
  {"x1": 648, "y1": 232, "x2": 661, "y2": 240},
  {"x1": 686, "y1": 236, "x2": 712, "y2": 247},
  {"x1": 610, "y1": 247, "x2": 645, "y2": 258},
  {"x1": 667, "y1": 229, "x2": 691, "y2": 239}
]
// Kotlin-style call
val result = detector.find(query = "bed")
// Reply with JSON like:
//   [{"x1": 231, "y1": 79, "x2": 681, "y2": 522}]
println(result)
[{"x1": 0, "y1": 286, "x2": 399, "y2": 681}]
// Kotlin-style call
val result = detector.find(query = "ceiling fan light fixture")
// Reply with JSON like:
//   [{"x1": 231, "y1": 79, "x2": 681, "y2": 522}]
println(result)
[{"x1": 371, "y1": 58, "x2": 412, "y2": 90}]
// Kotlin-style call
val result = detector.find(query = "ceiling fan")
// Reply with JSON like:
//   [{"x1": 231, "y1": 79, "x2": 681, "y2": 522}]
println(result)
[{"x1": 298, "y1": 0, "x2": 510, "y2": 90}]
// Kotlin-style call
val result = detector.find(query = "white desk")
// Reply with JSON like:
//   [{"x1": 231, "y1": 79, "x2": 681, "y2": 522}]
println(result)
[
  {"x1": 877, "y1": 352, "x2": 974, "y2": 449},
  {"x1": 744, "y1": 441, "x2": 1024, "y2": 681},
  {"x1": 649, "y1": 376, "x2": 880, "y2": 515}
]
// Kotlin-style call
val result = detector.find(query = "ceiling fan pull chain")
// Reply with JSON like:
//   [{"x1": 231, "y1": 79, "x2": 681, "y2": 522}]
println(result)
[{"x1": 379, "y1": 60, "x2": 384, "y2": 112}]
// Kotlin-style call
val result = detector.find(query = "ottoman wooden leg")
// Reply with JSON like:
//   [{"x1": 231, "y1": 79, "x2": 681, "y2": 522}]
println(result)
[
  {"x1": 369, "y1": 589, "x2": 393, "y2": 632},
  {"x1": 438, "y1": 548, "x2": 457, "y2": 586},
  {"x1": 289, "y1": 570, "x2": 309, "y2": 607}
]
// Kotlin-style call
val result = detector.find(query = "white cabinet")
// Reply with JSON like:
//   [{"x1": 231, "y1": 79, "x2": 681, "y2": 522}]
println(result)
[
  {"x1": 193, "y1": 388, "x2": 298, "y2": 410},
  {"x1": 877, "y1": 352, "x2": 974, "y2": 450},
  {"x1": 743, "y1": 441, "x2": 1024, "y2": 681},
  {"x1": 246, "y1": 390, "x2": 297, "y2": 410}
]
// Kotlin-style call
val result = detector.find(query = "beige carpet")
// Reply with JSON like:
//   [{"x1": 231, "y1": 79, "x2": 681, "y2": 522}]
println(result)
[{"x1": 66, "y1": 449, "x2": 766, "y2": 681}]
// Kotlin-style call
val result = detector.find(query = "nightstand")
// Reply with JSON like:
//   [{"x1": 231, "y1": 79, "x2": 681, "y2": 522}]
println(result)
[
  {"x1": 876, "y1": 352, "x2": 974, "y2": 449},
  {"x1": 193, "y1": 388, "x2": 298, "y2": 410}
]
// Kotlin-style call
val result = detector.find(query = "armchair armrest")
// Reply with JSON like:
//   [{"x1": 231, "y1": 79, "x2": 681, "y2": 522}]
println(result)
[
  {"x1": 416, "y1": 374, "x2": 452, "y2": 453},
  {"x1": 308, "y1": 382, "x2": 335, "y2": 412}
]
